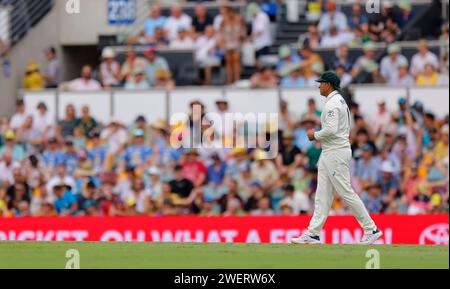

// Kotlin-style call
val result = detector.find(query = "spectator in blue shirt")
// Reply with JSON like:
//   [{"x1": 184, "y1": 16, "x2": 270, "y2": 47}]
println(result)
[
  {"x1": 141, "y1": 4, "x2": 166, "y2": 39},
  {"x1": 207, "y1": 153, "x2": 227, "y2": 186},
  {"x1": 277, "y1": 45, "x2": 301, "y2": 77},
  {"x1": 280, "y1": 64, "x2": 306, "y2": 88},
  {"x1": 360, "y1": 183, "x2": 384, "y2": 213},
  {"x1": 42, "y1": 138, "x2": 64, "y2": 169},
  {"x1": 347, "y1": 3, "x2": 368, "y2": 32},
  {"x1": 53, "y1": 184, "x2": 78, "y2": 215},
  {"x1": 378, "y1": 161, "x2": 400, "y2": 206},
  {"x1": 60, "y1": 138, "x2": 78, "y2": 176},
  {"x1": 353, "y1": 144, "x2": 380, "y2": 191},
  {"x1": 123, "y1": 129, "x2": 152, "y2": 167},
  {"x1": 87, "y1": 132, "x2": 109, "y2": 172}
]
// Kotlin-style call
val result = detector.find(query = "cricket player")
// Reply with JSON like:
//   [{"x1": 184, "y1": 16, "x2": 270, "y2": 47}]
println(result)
[{"x1": 291, "y1": 71, "x2": 383, "y2": 245}]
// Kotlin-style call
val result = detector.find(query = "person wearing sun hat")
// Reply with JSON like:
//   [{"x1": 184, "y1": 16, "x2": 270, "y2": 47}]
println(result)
[
  {"x1": 380, "y1": 43, "x2": 408, "y2": 83},
  {"x1": 291, "y1": 70, "x2": 382, "y2": 245},
  {"x1": 124, "y1": 67, "x2": 150, "y2": 90},
  {"x1": 277, "y1": 45, "x2": 301, "y2": 76},
  {"x1": 23, "y1": 60, "x2": 45, "y2": 90}
]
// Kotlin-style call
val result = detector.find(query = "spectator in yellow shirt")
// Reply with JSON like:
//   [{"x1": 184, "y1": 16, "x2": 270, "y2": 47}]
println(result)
[
  {"x1": 23, "y1": 60, "x2": 45, "y2": 90},
  {"x1": 416, "y1": 63, "x2": 440, "y2": 86},
  {"x1": 434, "y1": 127, "x2": 449, "y2": 161}
]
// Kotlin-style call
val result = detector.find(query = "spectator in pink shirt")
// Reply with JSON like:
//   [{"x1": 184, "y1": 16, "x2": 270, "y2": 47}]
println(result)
[{"x1": 181, "y1": 149, "x2": 207, "y2": 187}]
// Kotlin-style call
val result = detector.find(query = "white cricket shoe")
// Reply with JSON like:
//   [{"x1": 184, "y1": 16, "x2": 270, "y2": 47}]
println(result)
[
  {"x1": 359, "y1": 229, "x2": 383, "y2": 245},
  {"x1": 291, "y1": 233, "x2": 321, "y2": 244}
]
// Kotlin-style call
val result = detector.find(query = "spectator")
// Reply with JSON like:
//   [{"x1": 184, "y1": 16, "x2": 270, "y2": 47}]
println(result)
[
  {"x1": 164, "y1": 4, "x2": 193, "y2": 41},
  {"x1": 280, "y1": 183, "x2": 310, "y2": 215},
  {"x1": 300, "y1": 24, "x2": 321, "y2": 49},
  {"x1": 88, "y1": 132, "x2": 108, "y2": 172},
  {"x1": 245, "y1": 181, "x2": 265, "y2": 212},
  {"x1": 372, "y1": 100, "x2": 391, "y2": 136},
  {"x1": 16, "y1": 116, "x2": 43, "y2": 156},
  {"x1": 220, "y1": 6, "x2": 245, "y2": 84},
  {"x1": 46, "y1": 164, "x2": 76, "y2": 195},
  {"x1": 154, "y1": 69, "x2": 175, "y2": 90},
  {"x1": 207, "y1": 153, "x2": 227, "y2": 187},
  {"x1": 318, "y1": 1, "x2": 348, "y2": 34},
  {"x1": 148, "y1": 27, "x2": 170, "y2": 49},
  {"x1": 380, "y1": 43, "x2": 409, "y2": 83},
  {"x1": 23, "y1": 60, "x2": 45, "y2": 91},
  {"x1": 140, "y1": 4, "x2": 166, "y2": 40},
  {"x1": 42, "y1": 47, "x2": 61, "y2": 88},
  {"x1": 99, "y1": 47, "x2": 121, "y2": 88},
  {"x1": 122, "y1": 129, "x2": 152, "y2": 168},
  {"x1": 0, "y1": 130, "x2": 25, "y2": 162},
  {"x1": 360, "y1": 183, "x2": 384, "y2": 213},
  {"x1": 247, "y1": 3, "x2": 273, "y2": 64},
  {"x1": 120, "y1": 46, "x2": 146, "y2": 82},
  {"x1": 74, "y1": 108, "x2": 97, "y2": 140},
  {"x1": 213, "y1": 5, "x2": 227, "y2": 31},
  {"x1": 298, "y1": 43, "x2": 324, "y2": 82},
  {"x1": 416, "y1": 63, "x2": 441, "y2": 86},
  {"x1": 276, "y1": 132, "x2": 303, "y2": 173},
  {"x1": 0, "y1": 151, "x2": 16, "y2": 187},
  {"x1": 100, "y1": 118, "x2": 128, "y2": 155},
  {"x1": 191, "y1": 3, "x2": 213, "y2": 37},
  {"x1": 347, "y1": 3, "x2": 368, "y2": 33},
  {"x1": 9, "y1": 100, "x2": 29, "y2": 131},
  {"x1": 321, "y1": 25, "x2": 354, "y2": 48},
  {"x1": 335, "y1": 64, "x2": 352, "y2": 88},
  {"x1": 124, "y1": 67, "x2": 150, "y2": 90},
  {"x1": 169, "y1": 165, "x2": 194, "y2": 199},
  {"x1": 250, "y1": 66, "x2": 278, "y2": 88},
  {"x1": 378, "y1": 161, "x2": 401, "y2": 208},
  {"x1": 331, "y1": 44, "x2": 353, "y2": 72},
  {"x1": 181, "y1": 149, "x2": 207, "y2": 187},
  {"x1": 41, "y1": 138, "x2": 64, "y2": 171},
  {"x1": 121, "y1": 177, "x2": 151, "y2": 215},
  {"x1": 143, "y1": 48, "x2": 170, "y2": 86},
  {"x1": 169, "y1": 26, "x2": 195, "y2": 49},
  {"x1": 351, "y1": 42, "x2": 378, "y2": 77},
  {"x1": 388, "y1": 60, "x2": 415, "y2": 86},
  {"x1": 395, "y1": 0, "x2": 415, "y2": 28},
  {"x1": 251, "y1": 197, "x2": 275, "y2": 216},
  {"x1": 410, "y1": 39, "x2": 439, "y2": 77},
  {"x1": 353, "y1": 144, "x2": 380, "y2": 193},
  {"x1": 223, "y1": 197, "x2": 246, "y2": 216},
  {"x1": 33, "y1": 102, "x2": 55, "y2": 140},
  {"x1": 277, "y1": 45, "x2": 301, "y2": 77},
  {"x1": 57, "y1": 104, "x2": 78, "y2": 139},
  {"x1": 250, "y1": 149, "x2": 279, "y2": 190},
  {"x1": 69, "y1": 65, "x2": 102, "y2": 91},
  {"x1": 53, "y1": 183, "x2": 78, "y2": 216},
  {"x1": 195, "y1": 25, "x2": 220, "y2": 85},
  {"x1": 280, "y1": 64, "x2": 306, "y2": 88}
]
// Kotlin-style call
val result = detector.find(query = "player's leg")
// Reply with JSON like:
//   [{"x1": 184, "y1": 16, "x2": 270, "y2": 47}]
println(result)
[
  {"x1": 325, "y1": 148, "x2": 382, "y2": 244},
  {"x1": 291, "y1": 156, "x2": 334, "y2": 244}
]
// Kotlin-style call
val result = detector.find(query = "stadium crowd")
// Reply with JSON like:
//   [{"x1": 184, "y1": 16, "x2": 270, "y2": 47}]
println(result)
[
  {"x1": 20, "y1": 1, "x2": 449, "y2": 89},
  {"x1": 0, "y1": 94, "x2": 448, "y2": 217}
]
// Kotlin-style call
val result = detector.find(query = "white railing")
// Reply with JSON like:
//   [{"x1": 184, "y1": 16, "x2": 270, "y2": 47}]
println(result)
[{"x1": 19, "y1": 85, "x2": 449, "y2": 125}]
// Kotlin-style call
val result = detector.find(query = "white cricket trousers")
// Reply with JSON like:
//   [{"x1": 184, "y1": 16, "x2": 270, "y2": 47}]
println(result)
[{"x1": 307, "y1": 147, "x2": 377, "y2": 236}]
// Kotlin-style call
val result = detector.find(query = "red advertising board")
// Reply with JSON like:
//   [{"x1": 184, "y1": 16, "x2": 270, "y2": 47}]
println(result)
[{"x1": 0, "y1": 214, "x2": 448, "y2": 244}]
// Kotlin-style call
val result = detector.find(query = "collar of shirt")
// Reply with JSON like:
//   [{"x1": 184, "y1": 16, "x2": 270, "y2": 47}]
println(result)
[{"x1": 325, "y1": 90, "x2": 339, "y2": 103}]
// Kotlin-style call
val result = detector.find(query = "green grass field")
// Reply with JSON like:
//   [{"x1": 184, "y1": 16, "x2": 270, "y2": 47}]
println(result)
[{"x1": 0, "y1": 242, "x2": 448, "y2": 269}]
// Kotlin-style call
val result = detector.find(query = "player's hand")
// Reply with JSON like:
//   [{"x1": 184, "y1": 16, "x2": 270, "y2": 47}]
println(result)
[{"x1": 307, "y1": 129, "x2": 316, "y2": 141}]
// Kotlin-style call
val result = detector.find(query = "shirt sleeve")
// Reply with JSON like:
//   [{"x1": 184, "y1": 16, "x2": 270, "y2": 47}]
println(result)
[{"x1": 314, "y1": 106, "x2": 339, "y2": 141}]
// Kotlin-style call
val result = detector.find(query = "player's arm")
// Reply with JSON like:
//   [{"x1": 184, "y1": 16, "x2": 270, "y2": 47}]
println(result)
[{"x1": 312, "y1": 107, "x2": 340, "y2": 141}]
